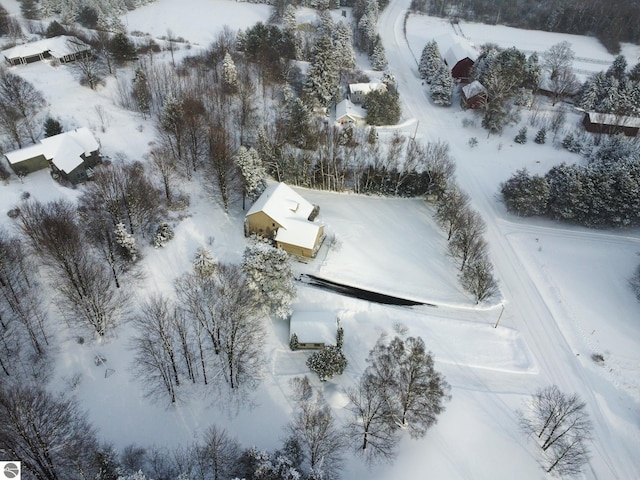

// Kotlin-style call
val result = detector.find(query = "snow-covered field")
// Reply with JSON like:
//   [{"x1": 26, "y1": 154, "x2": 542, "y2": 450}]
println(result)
[{"x1": 1, "y1": 0, "x2": 639, "y2": 478}]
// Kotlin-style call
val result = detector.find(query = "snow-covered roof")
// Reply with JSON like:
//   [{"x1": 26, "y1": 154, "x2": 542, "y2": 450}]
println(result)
[
  {"x1": 289, "y1": 311, "x2": 337, "y2": 345},
  {"x1": 247, "y1": 183, "x2": 321, "y2": 250},
  {"x1": 2, "y1": 35, "x2": 90, "y2": 61},
  {"x1": 585, "y1": 112, "x2": 640, "y2": 129},
  {"x1": 335, "y1": 99, "x2": 365, "y2": 122},
  {"x1": 462, "y1": 80, "x2": 487, "y2": 98},
  {"x1": 4, "y1": 128, "x2": 99, "y2": 174},
  {"x1": 348, "y1": 82, "x2": 386, "y2": 95},
  {"x1": 435, "y1": 33, "x2": 478, "y2": 68}
]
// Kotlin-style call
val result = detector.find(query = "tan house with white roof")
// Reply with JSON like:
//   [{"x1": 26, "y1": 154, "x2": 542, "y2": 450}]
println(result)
[
  {"x1": 245, "y1": 182, "x2": 324, "y2": 258},
  {"x1": 289, "y1": 311, "x2": 339, "y2": 349},
  {"x1": 4, "y1": 128, "x2": 101, "y2": 184}
]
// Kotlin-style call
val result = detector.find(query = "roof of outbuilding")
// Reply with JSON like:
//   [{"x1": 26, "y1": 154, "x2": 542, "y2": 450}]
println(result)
[
  {"x1": 335, "y1": 99, "x2": 365, "y2": 122},
  {"x1": 289, "y1": 311, "x2": 337, "y2": 345}
]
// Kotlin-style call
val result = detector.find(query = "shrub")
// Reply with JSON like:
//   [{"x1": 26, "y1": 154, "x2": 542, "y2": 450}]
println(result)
[
  {"x1": 289, "y1": 333, "x2": 299, "y2": 351},
  {"x1": 152, "y1": 223, "x2": 174, "y2": 248},
  {"x1": 514, "y1": 126, "x2": 528, "y2": 144},
  {"x1": 306, "y1": 346, "x2": 347, "y2": 381}
]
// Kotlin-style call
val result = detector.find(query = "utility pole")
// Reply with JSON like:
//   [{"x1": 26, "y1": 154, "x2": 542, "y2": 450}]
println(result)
[{"x1": 494, "y1": 303, "x2": 505, "y2": 329}]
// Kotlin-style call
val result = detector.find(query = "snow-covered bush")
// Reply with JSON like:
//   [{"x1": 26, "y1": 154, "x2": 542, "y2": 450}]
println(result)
[
  {"x1": 192, "y1": 246, "x2": 217, "y2": 277},
  {"x1": 289, "y1": 333, "x2": 299, "y2": 351},
  {"x1": 306, "y1": 346, "x2": 347, "y2": 381},
  {"x1": 152, "y1": 223, "x2": 174, "y2": 248},
  {"x1": 534, "y1": 127, "x2": 546, "y2": 144},
  {"x1": 115, "y1": 222, "x2": 138, "y2": 261},
  {"x1": 515, "y1": 126, "x2": 528, "y2": 144}
]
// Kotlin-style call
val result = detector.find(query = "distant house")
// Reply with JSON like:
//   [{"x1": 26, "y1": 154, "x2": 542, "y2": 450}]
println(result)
[
  {"x1": 4, "y1": 128, "x2": 101, "y2": 184},
  {"x1": 1, "y1": 35, "x2": 91, "y2": 66},
  {"x1": 461, "y1": 80, "x2": 487, "y2": 109},
  {"x1": 435, "y1": 33, "x2": 478, "y2": 80},
  {"x1": 289, "y1": 311, "x2": 339, "y2": 350},
  {"x1": 582, "y1": 111, "x2": 640, "y2": 137},
  {"x1": 245, "y1": 182, "x2": 325, "y2": 258},
  {"x1": 348, "y1": 82, "x2": 386, "y2": 104},
  {"x1": 335, "y1": 99, "x2": 366, "y2": 126}
]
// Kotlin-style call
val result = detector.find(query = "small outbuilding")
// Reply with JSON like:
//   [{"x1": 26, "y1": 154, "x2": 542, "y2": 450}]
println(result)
[
  {"x1": 4, "y1": 127, "x2": 101, "y2": 184},
  {"x1": 2, "y1": 35, "x2": 91, "y2": 66},
  {"x1": 461, "y1": 80, "x2": 487, "y2": 109},
  {"x1": 245, "y1": 182, "x2": 325, "y2": 258},
  {"x1": 335, "y1": 99, "x2": 366, "y2": 127},
  {"x1": 582, "y1": 111, "x2": 640, "y2": 137},
  {"x1": 289, "y1": 311, "x2": 339, "y2": 350},
  {"x1": 435, "y1": 33, "x2": 478, "y2": 81}
]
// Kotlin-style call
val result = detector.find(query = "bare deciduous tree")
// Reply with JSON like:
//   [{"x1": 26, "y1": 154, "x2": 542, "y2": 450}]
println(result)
[
  {"x1": 0, "y1": 67, "x2": 45, "y2": 147},
  {"x1": 447, "y1": 209, "x2": 488, "y2": 271},
  {"x1": 518, "y1": 385, "x2": 593, "y2": 476},
  {"x1": 19, "y1": 200, "x2": 123, "y2": 336},
  {"x1": 435, "y1": 185, "x2": 471, "y2": 240},
  {"x1": 196, "y1": 424, "x2": 241, "y2": 480},
  {"x1": 347, "y1": 373, "x2": 399, "y2": 465},
  {"x1": 131, "y1": 294, "x2": 182, "y2": 404},
  {"x1": 286, "y1": 377, "x2": 345, "y2": 479},
  {"x1": 0, "y1": 384, "x2": 101, "y2": 480}
]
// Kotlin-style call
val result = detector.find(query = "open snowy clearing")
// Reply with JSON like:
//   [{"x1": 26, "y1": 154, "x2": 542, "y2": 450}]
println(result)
[{"x1": 0, "y1": 0, "x2": 639, "y2": 478}]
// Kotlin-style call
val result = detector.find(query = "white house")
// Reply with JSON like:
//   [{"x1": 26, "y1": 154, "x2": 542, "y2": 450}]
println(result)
[
  {"x1": 335, "y1": 99, "x2": 366, "y2": 126},
  {"x1": 289, "y1": 311, "x2": 339, "y2": 349},
  {"x1": 348, "y1": 82, "x2": 387, "y2": 104},
  {"x1": 245, "y1": 182, "x2": 325, "y2": 258}
]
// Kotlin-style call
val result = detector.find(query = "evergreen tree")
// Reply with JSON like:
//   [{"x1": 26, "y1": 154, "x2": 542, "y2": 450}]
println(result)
[
  {"x1": 234, "y1": 146, "x2": 266, "y2": 207},
  {"x1": 534, "y1": 127, "x2": 546, "y2": 144},
  {"x1": 514, "y1": 126, "x2": 527, "y2": 144},
  {"x1": 606, "y1": 54, "x2": 627, "y2": 80},
  {"x1": 418, "y1": 40, "x2": 441, "y2": 82},
  {"x1": 370, "y1": 37, "x2": 387, "y2": 71},
  {"x1": 44, "y1": 117, "x2": 63, "y2": 137},
  {"x1": 283, "y1": 4, "x2": 297, "y2": 34},
  {"x1": 307, "y1": 346, "x2": 347, "y2": 381},
  {"x1": 524, "y1": 52, "x2": 542, "y2": 90},
  {"x1": 430, "y1": 62, "x2": 455, "y2": 106},
  {"x1": 364, "y1": 89, "x2": 401, "y2": 125},
  {"x1": 304, "y1": 34, "x2": 339, "y2": 108},
  {"x1": 334, "y1": 21, "x2": 355, "y2": 70},
  {"x1": 45, "y1": 20, "x2": 66, "y2": 37},
  {"x1": 241, "y1": 239, "x2": 296, "y2": 319},
  {"x1": 501, "y1": 168, "x2": 550, "y2": 216},
  {"x1": 629, "y1": 62, "x2": 640, "y2": 82},
  {"x1": 20, "y1": 0, "x2": 39, "y2": 19},
  {"x1": 114, "y1": 222, "x2": 138, "y2": 261},
  {"x1": 109, "y1": 32, "x2": 136, "y2": 64},
  {"x1": 221, "y1": 52, "x2": 238, "y2": 94},
  {"x1": 192, "y1": 246, "x2": 217, "y2": 278},
  {"x1": 131, "y1": 67, "x2": 151, "y2": 118}
]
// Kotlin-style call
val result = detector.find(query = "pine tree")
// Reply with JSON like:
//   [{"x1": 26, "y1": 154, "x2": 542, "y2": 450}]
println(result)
[
  {"x1": 44, "y1": 117, "x2": 63, "y2": 137},
  {"x1": 304, "y1": 34, "x2": 339, "y2": 108},
  {"x1": 192, "y1": 246, "x2": 216, "y2": 278},
  {"x1": 419, "y1": 40, "x2": 441, "y2": 82},
  {"x1": 514, "y1": 126, "x2": 528, "y2": 144},
  {"x1": 152, "y1": 223, "x2": 174, "y2": 248},
  {"x1": 20, "y1": 0, "x2": 39, "y2": 19},
  {"x1": 370, "y1": 37, "x2": 387, "y2": 71},
  {"x1": 221, "y1": 52, "x2": 238, "y2": 94},
  {"x1": 334, "y1": 21, "x2": 355, "y2": 70},
  {"x1": 430, "y1": 63, "x2": 455, "y2": 106},
  {"x1": 629, "y1": 62, "x2": 640, "y2": 82},
  {"x1": 283, "y1": 4, "x2": 297, "y2": 34},
  {"x1": 115, "y1": 222, "x2": 138, "y2": 261},
  {"x1": 132, "y1": 67, "x2": 151, "y2": 118},
  {"x1": 241, "y1": 239, "x2": 296, "y2": 319},
  {"x1": 234, "y1": 146, "x2": 266, "y2": 207},
  {"x1": 534, "y1": 127, "x2": 546, "y2": 144},
  {"x1": 606, "y1": 54, "x2": 627, "y2": 80}
]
